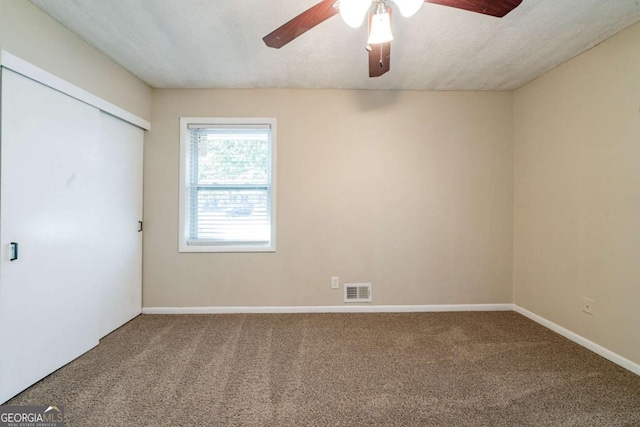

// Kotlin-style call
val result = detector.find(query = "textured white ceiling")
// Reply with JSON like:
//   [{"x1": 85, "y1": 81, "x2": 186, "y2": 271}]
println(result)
[{"x1": 30, "y1": 0, "x2": 640, "y2": 90}]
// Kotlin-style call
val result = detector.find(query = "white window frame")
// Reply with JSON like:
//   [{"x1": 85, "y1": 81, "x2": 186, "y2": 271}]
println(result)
[{"x1": 178, "y1": 117, "x2": 276, "y2": 253}]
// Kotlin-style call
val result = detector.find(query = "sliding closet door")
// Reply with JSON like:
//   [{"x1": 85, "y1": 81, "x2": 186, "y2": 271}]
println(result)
[
  {"x1": 95, "y1": 112, "x2": 143, "y2": 338},
  {"x1": 0, "y1": 69, "x2": 102, "y2": 402}
]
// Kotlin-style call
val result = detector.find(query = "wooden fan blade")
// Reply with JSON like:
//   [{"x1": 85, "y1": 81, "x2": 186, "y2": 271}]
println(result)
[
  {"x1": 424, "y1": 0, "x2": 522, "y2": 17},
  {"x1": 368, "y1": 8, "x2": 391, "y2": 78},
  {"x1": 369, "y1": 42, "x2": 391, "y2": 77},
  {"x1": 263, "y1": 0, "x2": 339, "y2": 49}
]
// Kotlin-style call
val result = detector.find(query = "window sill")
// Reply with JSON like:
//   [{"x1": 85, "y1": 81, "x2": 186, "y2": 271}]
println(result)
[{"x1": 178, "y1": 242, "x2": 276, "y2": 253}]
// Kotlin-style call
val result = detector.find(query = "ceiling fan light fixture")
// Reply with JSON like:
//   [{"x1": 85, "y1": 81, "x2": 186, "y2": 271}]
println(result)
[
  {"x1": 339, "y1": 0, "x2": 371, "y2": 28},
  {"x1": 367, "y1": 5, "x2": 393, "y2": 44},
  {"x1": 392, "y1": 0, "x2": 423, "y2": 17}
]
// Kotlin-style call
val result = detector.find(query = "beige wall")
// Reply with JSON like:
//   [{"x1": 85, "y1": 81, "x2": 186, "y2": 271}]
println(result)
[
  {"x1": 144, "y1": 89, "x2": 514, "y2": 307},
  {"x1": 0, "y1": 0, "x2": 151, "y2": 121},
  {"x1": 514, "y1": 22, "x2": 640, "y2": 365}
]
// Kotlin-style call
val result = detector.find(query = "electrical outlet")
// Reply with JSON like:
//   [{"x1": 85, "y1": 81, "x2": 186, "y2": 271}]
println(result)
[
  {"x1": 331, "y1": 276, "x2": 339, "y2": 289},
  {"x1": 583, "y1": 297, "x2": 594, "y2": 315}
]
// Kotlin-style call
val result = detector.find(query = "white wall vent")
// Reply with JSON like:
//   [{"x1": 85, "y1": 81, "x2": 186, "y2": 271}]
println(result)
[{"x1": 344, "y1": 283, "x2": 372, "y2": 303}]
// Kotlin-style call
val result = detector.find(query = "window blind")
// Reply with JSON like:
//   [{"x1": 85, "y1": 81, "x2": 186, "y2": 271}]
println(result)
[{"x1": 186, "y1": 124, "x2": 272, "y2": 246}]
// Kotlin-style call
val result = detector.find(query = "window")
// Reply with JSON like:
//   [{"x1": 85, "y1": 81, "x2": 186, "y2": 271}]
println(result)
[{"x1": 179, "y1": 117, "x2": 276, "y2": 252}]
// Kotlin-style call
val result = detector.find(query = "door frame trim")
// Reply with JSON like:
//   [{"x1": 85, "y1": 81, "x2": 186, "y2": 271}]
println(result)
[{"x1": 0, "y1": 51, "x2": 150, "y2": 130}]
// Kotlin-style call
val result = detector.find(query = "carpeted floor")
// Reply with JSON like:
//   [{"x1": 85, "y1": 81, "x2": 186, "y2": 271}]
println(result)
[{"x1": 7, "y1": 312, "x2": 640, "y2": 426}]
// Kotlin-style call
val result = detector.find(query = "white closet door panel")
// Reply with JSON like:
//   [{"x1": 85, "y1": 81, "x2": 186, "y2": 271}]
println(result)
[
  {"x1": 0, "y1": 69, "x2": 100, "y2": 402},
  {"x1": 96, "y1": 112, "x2": 143, "y2": 338}
]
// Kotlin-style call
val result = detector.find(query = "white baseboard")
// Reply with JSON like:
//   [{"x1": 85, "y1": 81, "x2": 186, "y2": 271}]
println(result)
[
  {"x1": 142, "y1": 303, "x2": 514, "y2": 315},
  {"x1": 514, "y1": 305, "x2": 640, "y2": 376}
]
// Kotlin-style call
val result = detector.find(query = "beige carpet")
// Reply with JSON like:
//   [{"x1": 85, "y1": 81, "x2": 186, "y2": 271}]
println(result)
[{"x1": 7, "y1": 312, "x2": 640, "y2": 426}]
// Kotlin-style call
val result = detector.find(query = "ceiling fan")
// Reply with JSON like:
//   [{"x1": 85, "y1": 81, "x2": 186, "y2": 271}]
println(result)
[{"x1": 263, "y1": 0, "x2": 523, "y2": 77}]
